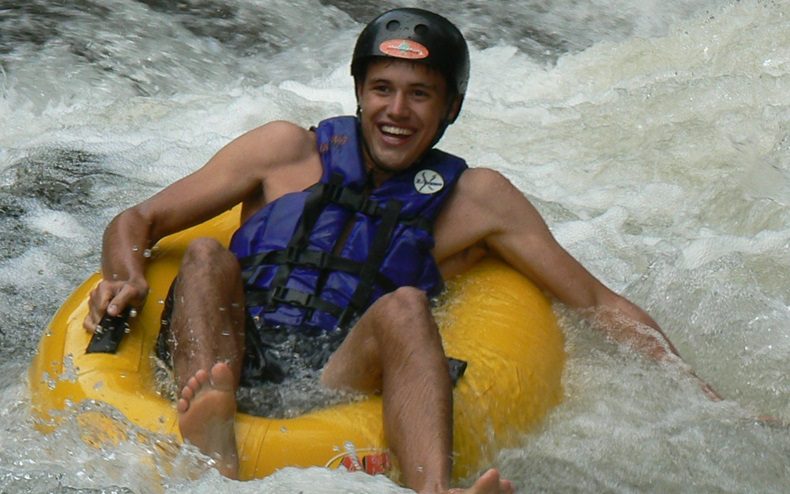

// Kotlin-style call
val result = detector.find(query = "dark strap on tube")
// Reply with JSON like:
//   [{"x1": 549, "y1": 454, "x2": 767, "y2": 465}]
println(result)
[{"x1": 86, "y1": 309, "x2": 131, "y2": 354}]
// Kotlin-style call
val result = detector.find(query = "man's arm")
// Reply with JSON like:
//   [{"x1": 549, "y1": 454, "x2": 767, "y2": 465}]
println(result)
[
  {"x1": 436, "y1": 168, "x2": 720, "y2": 398},
  {"x1": 83, "y1": 120, "x2": 315, "y2": 332}
]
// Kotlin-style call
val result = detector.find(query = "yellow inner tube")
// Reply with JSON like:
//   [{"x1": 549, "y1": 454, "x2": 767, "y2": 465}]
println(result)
[{"x1": 29, "y1": 207, "x2": 565, "y2": 481}]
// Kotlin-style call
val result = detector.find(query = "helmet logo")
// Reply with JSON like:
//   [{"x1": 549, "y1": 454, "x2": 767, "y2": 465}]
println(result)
[
  {"x1": 379, "y1": 39, "x2": 429, "y2": 60},
  {"x1": 414, "y1": 169, "x2": 444, "y2": 194}
]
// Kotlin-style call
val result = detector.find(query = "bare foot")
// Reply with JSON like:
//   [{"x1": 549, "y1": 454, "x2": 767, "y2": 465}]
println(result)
[
  {"x1": 177, "y1": 362, "x2": 239, "y2": 479},
  {"x1": 446, "y1": 468, "x2": 514, "y2": 494}
]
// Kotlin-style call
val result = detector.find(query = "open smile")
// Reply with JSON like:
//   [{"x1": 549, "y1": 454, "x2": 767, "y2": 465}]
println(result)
[
  {"x1": 378, "y1": 124, "x2": 415, "y2": 143},
  {"x1": 380, "y1": 124, "x2": 414, "y2": 136}
]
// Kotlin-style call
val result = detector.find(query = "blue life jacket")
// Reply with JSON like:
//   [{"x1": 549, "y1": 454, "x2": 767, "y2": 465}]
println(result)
[{"x1": 229, "y1": 116, "x2": 467, "y2": 332}]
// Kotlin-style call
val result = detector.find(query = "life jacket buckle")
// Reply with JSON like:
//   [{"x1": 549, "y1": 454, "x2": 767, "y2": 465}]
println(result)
[
  {"x1": 315, "y1": 251, "x2": 331, "y2": 269},
  {"x1": 327, "y1": 182, "x2": 345, "y2": 203},
  {"x1": 327, "y1": 182, "x2": 379, "y2": 215},
  {"x1": 284, "y1": 246, "x2": 300, "y2": 263},
  {"x1": 358, "y1": 196, "x2": 379, "y2": 216},
  {"x1": 271, "y1": 286, "x2": 315, "y2": 309},
  {"x1": 270, "y1": 285, "x2": 289, "y2": 303}
]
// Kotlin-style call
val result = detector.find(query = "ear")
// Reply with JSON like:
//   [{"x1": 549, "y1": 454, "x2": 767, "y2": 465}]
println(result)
[{"x1": 355, "y1": 82, "x2": 365, "y2": 117}]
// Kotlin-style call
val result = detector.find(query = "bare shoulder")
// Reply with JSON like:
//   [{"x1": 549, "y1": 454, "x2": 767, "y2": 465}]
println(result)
[
  {"x1": 230, "y1": 120, "x2": 317, "y2": 173},
  {"x1": 206, "y1": 119, "x2": 320, "y2": 197},
  {"x1": 454, "y1": 167, "x2": 515, "y2": 198},
  {"x1": 258, "y1": 120, "x2": 315, "y2": 153},
  {"x1": 445, "y1": 167, "x2": 539, "y2": 223}
]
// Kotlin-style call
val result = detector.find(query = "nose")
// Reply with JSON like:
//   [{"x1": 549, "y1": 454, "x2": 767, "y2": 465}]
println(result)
[{"x1": 387, "y1": 90, "x2": 410, "y2": 119}]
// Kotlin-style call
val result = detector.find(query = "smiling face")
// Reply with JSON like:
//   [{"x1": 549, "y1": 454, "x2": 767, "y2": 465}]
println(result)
[{"x1": 356, "y1": 59, "x2": 456, "y2": 181}]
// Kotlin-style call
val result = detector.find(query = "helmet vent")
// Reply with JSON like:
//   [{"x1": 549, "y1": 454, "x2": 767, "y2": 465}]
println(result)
[
  {"x1": 414, "y1": 24, "x2": 428, "y2": 36},
  {"x1": 386, "y1": 20, "x2": 400, "y2": 31}
]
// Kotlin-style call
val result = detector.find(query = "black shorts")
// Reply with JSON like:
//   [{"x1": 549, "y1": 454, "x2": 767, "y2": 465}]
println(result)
[{"x1": 155, "y1": 282, "x2": 347, "y2": 388}]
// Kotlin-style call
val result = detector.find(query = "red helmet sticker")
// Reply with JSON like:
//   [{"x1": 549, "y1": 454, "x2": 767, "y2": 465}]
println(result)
[{"x1": 379, "y1": 39, "x2": 429, "y2": 60}]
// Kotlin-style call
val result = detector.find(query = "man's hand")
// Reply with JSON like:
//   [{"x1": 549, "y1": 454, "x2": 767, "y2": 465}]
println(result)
[{"x1": 83, "y1": 278, "x2": 149, "y2": 333}]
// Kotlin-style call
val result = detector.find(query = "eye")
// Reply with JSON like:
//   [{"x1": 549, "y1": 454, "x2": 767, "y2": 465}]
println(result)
[{"x1": 412, "y1": 87, "x2": 431, "y2": 99}]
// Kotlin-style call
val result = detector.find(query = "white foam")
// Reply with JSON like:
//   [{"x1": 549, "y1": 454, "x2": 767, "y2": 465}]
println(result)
[{"x1": 25, "y1": 208, "x2": 89, "y2": 239}]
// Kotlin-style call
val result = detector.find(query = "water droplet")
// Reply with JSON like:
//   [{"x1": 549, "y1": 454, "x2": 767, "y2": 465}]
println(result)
[
  {"x1": 143, "y1": 248, "x2": 152, "y2": 258},
  {"x1": 42, "y1": 372, "x2": 56, "y2": 390},
  {"x1": 280, "y1": 426, "x2": 288, "y2": 433}
]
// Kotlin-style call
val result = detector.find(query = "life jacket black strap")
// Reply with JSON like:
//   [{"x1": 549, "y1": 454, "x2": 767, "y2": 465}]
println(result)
[
  {"x1": 316, "y1": 177, "x2": 433, "y2": 231},
  {"x1": 400, "y1": 214, "x2": 433, "y2": 233},
  {"x1": 326, "y1": 182, "x2": 379, "y2": 217},
  {"x1": 265, "y1": 177, "x2": 335, "y2": 295},
  {"x1": 246, "y1": 172, "x2": 418, "y2": 327},
  {"x1": 240, "y1": 249, "x2": 399, "y2": 293},
  {"x1": 245, "y1": 286, "x2": 345, "y2": 318},
  {"x1": 340, "y1": 198, "x2": 402, "y2": 328}
]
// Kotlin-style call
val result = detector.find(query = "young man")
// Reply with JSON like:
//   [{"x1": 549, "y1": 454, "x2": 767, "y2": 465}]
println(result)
[{"x1": 83, "y1": 8, "x2": 708, "y2": 494}]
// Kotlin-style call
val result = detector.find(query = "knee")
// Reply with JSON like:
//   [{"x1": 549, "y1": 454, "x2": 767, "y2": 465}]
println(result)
[
  {"x1": 369, "y1": 287, "x2": 438, "y2": 344},
  {"x1": 181, "y1": 237, "x2": 239, "y2": 276},
  {"x1": 374, "y1": 287, "x2": 430, "y2": 321},
  {"x1": 183, "y1": 237, "x2": 226, "y2": 260}
]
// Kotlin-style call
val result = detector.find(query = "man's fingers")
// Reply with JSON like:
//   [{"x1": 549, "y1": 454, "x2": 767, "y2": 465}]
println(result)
[
  {"x1": 84, "y1": 279, "x2": 148, "y2": 332},
  {"x1": 84, "y1": 286, "x2": 112, "y2": 332},
  {"x1": 107, "y1": 282, "x2": 146, "y2": 317},
  {"x1": 84, "y1": 280, "x2": 128, "y2": 330},
  {"x1": 106, "y1": 301, "x2": 122, "y2": 317}
]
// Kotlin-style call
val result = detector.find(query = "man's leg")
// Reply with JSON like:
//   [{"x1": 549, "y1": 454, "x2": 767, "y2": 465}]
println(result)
[
  {"x1": 166, "y1": 237, "x2": 246, "y2": 479},
  {"x1": 321, "y1": 287, "x2": 513, "y2": 494}
]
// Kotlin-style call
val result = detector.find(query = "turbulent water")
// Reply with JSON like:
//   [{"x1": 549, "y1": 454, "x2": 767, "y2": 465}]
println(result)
[{"x1": 1, "y1": 0, "x2": 788, "y2": 492}]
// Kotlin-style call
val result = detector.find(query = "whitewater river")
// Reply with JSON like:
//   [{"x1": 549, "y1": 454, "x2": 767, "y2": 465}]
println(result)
[{"x1": 1, "y1": 1, "x2": 788, "y2": 492}]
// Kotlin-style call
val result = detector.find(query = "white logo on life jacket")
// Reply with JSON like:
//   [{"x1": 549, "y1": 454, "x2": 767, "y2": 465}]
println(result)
[{"x1": 414, "y1": 169, "x2": 444, "y2": 194}]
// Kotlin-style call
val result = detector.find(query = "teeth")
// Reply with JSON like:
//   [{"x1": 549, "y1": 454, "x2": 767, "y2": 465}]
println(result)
[{"x1": 381, "y1": 125, "x2": 413, "y2": 136}]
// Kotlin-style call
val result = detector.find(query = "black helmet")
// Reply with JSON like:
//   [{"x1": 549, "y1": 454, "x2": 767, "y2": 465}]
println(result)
[{"x1": 351, "y1": 8, "x2": 470, "y2": 123}]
